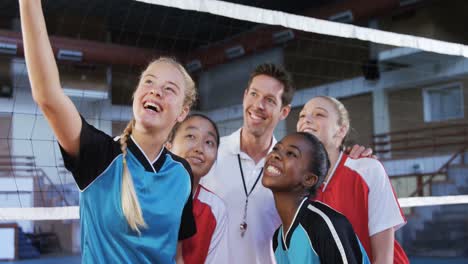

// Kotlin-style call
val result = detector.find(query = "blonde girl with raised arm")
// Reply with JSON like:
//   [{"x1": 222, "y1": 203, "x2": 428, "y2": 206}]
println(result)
[{"x1": 20, "y1": 1, "x2": 197, "y2": 262}]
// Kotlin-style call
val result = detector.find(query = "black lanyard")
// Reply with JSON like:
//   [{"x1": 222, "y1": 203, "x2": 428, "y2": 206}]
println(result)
[
  {"x1": 237, "y1": 154, "x2": 264, "y2": 237},
  {"x1": 237, "y1": 154, "x2": 263, "y2": 198}
]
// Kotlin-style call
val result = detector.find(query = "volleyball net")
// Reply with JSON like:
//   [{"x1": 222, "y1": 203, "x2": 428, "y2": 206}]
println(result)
[
  {"x1": 1, "y1": 195, "x2": 468, "y2": 221},
  {"x1": 1, "y1": 0, "x2": 468, "y2": 256}
]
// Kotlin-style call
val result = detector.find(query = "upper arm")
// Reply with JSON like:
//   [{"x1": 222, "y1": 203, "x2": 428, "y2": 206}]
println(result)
[
  {"x1": 363, "y1": 160, "x2": 405, "y2": 235},
  {"x1": 370, "y1": 228, "x2": 394, "y2": 264},
  {"x1": 176, "y1": 242, "x2": 185, "y2": 264},
  {"x1": 347, "y1": 158, "x2": 405, "y2": 235},
  {"x1": 42, "y1": 95, "x2": 82, "y2": 157},
  {"x1": 19, "y1": 0, "x2": 82, "y2": 157}
]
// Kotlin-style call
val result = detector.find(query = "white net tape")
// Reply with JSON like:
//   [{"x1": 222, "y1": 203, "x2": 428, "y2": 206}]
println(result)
[
  {"x1": 0, "y1": 206, "x2": 79, "y2": 221},
  {"x1": 135, "y1": 0, "x2": 468, "y2": 58},
  {"x1": 1, "y1": 195, "x2": 468, "y2": 221},
  {"x1": 398, "y1": 195, "x2": 468, "y2": 208}
]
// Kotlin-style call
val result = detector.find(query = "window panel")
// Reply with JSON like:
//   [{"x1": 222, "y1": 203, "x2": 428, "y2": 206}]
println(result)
[{"x1": 423, "y1": 83, "x2": 463, "y2": 122}]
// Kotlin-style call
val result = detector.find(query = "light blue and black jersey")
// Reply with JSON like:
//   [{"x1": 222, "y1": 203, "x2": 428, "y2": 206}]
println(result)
[
  {"x1": 60, "y1": 117, "x2": 196, "y2": 263},
  {"x1": 273, "y1": 199, "x2": 370, "y2": 264}
]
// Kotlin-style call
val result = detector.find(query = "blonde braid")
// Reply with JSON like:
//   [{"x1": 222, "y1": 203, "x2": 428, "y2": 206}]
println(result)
[
  {"x1": 319, "y1": 96, "x2": 350, "y2": 151},
  {"x1": 119, "y1": 119, "x2": 147, "y2": 234}
]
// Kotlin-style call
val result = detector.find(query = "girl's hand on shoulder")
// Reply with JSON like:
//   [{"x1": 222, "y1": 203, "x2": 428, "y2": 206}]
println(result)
[{"x1": 347, "y1": 145, "x2": 377, "y2": 159}]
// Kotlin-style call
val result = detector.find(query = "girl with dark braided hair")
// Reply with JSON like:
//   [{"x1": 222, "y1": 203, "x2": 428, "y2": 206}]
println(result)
[
  {"x1": 20, "y1": 1, "x2": 197, "y2": 262},
  {"x1": 263, "y1": 132, "x2": 369, "y2": 263}
]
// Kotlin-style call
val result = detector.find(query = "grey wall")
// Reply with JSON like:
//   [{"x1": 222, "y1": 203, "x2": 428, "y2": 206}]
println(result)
[{"x1": 198, "y1": 48, "x2": 284, "y2": 111}]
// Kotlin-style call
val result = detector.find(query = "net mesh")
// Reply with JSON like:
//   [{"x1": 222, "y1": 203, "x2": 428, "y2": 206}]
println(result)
[{"x1": 1, "y1": 0, "x2": 467, "y2": 259}]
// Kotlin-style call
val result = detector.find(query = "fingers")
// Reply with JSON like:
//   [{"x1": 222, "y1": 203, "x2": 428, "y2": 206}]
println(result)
[
  {"x1": 348, "y1": 145, "x2": 376, "y2": 159},
  {"x1": 349, "y1": 145, "x2": 365, "y2": 159},
  {"x1": 362, "y1": 148, "x2": 373, "y2": 157}
]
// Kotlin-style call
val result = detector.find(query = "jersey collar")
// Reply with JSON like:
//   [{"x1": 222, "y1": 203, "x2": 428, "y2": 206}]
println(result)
[
  {"x1": 128, "y1": 135, "x2": 167, "y2": 173},
  {"x1": 282, "y1": 197, "x2": 308, "y2": 250},
  {"x1": 321, "y1": 151, "x2": 344, "y2": 192},
  {"x1": 226, "y1": 128, "x2": 277, "y2": 163}
]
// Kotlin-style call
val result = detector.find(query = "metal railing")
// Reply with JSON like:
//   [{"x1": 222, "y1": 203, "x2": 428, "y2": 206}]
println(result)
[
  {"x1": 0, "y1": 155, "x2": 72, "y2": 207},
  {"x1": 373, "y1": 122, "x2": 468, "y2": 158},
  {"x1": 390, "y1": 146, "x2": 466, "y2": 200}
]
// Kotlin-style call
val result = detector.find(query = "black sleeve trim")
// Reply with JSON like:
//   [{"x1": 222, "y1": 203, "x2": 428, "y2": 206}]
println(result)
[
  {"x1": 303, "y1": 202, "x2": 364, "y2": 264},
  {"x1": 59, "y1": 115, "x2": 121, "y2": 190},
  {"x1": 272, "y1": 228, "x2": 280, "y2": 252},
  {"x1": 169, "y1": 152, "x2": 197, "y2": 240}
]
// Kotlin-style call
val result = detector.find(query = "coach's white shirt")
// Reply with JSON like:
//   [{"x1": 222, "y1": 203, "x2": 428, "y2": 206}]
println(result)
[{"x1": 201, "y1": 128, "x2": 281, "y2": 264}]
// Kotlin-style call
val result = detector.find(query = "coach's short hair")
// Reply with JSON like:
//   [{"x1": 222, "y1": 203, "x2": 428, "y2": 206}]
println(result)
[{"x1": 247, "y1": 63, "x2": 295, "y2": 106}]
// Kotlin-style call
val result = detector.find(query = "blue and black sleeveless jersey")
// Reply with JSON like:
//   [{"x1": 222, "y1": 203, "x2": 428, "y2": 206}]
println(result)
[
  {"x1": 60, "y1": 117, "x2": 196, "y2": 263},
  {"x1": 273, "y1": 199, "x2": 370, "y2": 264}
]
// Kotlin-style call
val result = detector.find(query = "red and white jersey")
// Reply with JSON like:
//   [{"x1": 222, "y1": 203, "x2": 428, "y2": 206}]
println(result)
[
  {"x1": 182, "y1": 184, "x2": 228, "y2": 264},
  {"x1": 314, "y1": 152, "x2": 409, "y2": 264}
]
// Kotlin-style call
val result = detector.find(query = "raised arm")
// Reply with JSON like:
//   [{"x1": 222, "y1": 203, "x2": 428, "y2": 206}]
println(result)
[{"x1": 19, "y1": 0, "x2": 82, "y2": 157}]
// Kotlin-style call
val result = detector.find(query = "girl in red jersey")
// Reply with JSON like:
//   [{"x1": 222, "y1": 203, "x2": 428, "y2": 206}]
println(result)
[
  {"x1": 297, "y1": 96, "x2": 408, "y2": 264},
  {"x1": 167, "y1": 114, "x2": 228, "y2": 264}
]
